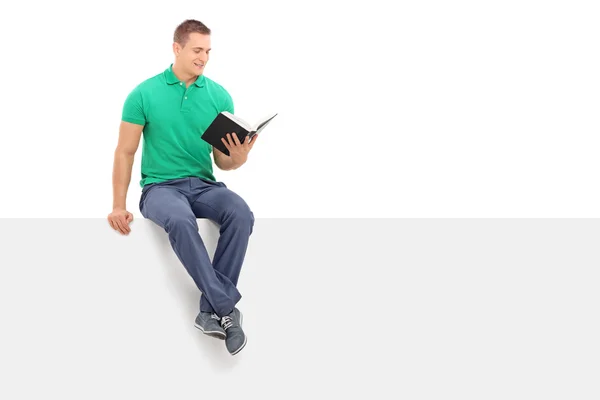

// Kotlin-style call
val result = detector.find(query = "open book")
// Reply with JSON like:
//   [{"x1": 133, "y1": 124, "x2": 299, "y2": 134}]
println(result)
[{"x1": 201, "y1": 111, "x2": 278, "y2": 156}]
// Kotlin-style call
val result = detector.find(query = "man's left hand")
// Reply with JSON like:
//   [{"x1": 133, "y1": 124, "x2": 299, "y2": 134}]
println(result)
[{"x1": 221, "y1": 132, "x2": 259, "y2": 167}]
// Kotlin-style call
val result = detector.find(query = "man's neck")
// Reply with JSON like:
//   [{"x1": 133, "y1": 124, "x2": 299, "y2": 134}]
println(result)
[{"x1": 172, "y1": 63, "x2": 199, "y2": 87}]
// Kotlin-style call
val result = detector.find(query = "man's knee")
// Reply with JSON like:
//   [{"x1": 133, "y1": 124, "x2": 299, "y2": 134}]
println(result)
[{"x1": 226, "y1": 197, "x2": 254, "y2": 234}]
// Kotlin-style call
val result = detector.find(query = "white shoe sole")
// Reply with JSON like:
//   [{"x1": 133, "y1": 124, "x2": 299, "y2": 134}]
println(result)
[{"x1": 194, "y1": 323, "x2": 226, "y2": 340}]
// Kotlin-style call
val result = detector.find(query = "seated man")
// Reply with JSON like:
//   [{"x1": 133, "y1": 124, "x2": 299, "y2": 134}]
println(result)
[{"x1": 107, "y1": 19, "x2": 258, "y2": 356}]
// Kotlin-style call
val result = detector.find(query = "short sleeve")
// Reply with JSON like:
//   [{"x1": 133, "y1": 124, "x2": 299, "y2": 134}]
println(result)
[
  {"x1": 121, "y1": 86, "x2": 146, "y2": 126},
  {"x1": 222, "y1": 89, "x2": 235, "y2": 114}
]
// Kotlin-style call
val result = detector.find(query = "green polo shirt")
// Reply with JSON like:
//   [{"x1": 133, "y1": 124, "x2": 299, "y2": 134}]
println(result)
[{"x1": 121, "y1": 64, "x2": 234, "y2": 188}]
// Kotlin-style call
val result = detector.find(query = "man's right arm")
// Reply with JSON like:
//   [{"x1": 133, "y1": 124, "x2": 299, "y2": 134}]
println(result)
[
  {"x1": 108, "y1": 121, "x2": 143, "y2": 234},
  {"x1": 112, "y1": 121, "x2": 143, "y2": 208}
]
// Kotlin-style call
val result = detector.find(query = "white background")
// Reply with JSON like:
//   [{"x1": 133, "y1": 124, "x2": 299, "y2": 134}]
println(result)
[{"x1": 0, "y1": 0, "x2": 598, "y2": 218}]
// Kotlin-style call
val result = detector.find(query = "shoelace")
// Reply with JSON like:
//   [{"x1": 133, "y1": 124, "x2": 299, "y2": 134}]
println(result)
[
  {"x1": 221, "y1": 315, "x2": 233, "y2": 330},
  {"x1": 211, "y1": 313, "x2": 220, "y2": 320}
]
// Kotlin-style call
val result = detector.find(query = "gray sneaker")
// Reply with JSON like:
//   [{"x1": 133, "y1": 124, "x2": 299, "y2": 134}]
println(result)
[
  {"x1": 220, "y1": 308, "x2": 247, "y2": 355},
  {"x1": 194, "y1": 312, "x2": 226, "y2": 340}
]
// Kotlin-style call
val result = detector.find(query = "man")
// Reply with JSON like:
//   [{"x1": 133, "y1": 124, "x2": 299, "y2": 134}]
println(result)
[{"x1": 107, "y1": 19, "x2": 257, "y2": 356}]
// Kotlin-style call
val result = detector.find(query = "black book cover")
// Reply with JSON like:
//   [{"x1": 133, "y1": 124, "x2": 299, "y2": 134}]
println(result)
[{"x1": 201, "y1": 113, "x2": 251, "y2": 156}]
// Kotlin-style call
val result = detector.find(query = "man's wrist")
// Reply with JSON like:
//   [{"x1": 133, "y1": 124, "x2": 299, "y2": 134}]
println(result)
[
  {"x1": 231, "y1": 160, "x2": 242, "y2": 169},
  {"x1": 216, "y1": 152, "x2": 246, "y2": 170},
  {"x1": 231, "y1": 159, "x2": 246, "y2": 170}
]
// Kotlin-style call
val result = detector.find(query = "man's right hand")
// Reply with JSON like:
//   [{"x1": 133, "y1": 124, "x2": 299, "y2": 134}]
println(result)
[{"x1": 108, "y1": 208, "x2": 133, "y2": 235}]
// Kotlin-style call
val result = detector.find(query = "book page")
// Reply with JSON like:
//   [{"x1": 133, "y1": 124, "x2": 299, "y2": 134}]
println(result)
[
  {"x1": 252, "y1": 113, "x2": 278, "y2": 132},
  {"x1": 222, "y1": 111, "x2": 252, "y2": 131}
]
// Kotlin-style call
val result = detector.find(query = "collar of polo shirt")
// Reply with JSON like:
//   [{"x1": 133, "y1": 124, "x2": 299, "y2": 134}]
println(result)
[{"x1": 164, "y1": 63, "x2": 205, "y2": 88}]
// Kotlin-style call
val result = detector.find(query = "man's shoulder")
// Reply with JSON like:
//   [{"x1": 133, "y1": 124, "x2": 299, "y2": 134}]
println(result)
[
  {"x1": 132, "y1": 71, "x2": 166, "y2": 93},
  {"x1": 203, "y1": 75, "x2": 232, "y2": 97}
]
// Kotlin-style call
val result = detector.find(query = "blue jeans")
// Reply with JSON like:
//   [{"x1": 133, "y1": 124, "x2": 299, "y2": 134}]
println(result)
[{"x1": 139, "y1": 177, "x2": 254, "y2": 317}]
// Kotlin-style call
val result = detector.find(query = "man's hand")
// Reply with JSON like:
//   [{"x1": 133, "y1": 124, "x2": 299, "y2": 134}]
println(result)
[
  {"x1": 108, "y1": 208, "x2": 133, "y2": 235},
  {"x1": 221, "y1": 132, "x2": 259, "y2": 168}
]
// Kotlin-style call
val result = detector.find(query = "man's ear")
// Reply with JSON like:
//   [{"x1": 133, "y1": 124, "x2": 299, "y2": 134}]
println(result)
[{"x1": 172, "y1": 42, "x2": 181, "y2": 56}]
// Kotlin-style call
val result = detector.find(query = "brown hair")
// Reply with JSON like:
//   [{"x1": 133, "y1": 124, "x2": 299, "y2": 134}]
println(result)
[{"x1": 173, "y1": 19, "x2": 211, "y2": 47}]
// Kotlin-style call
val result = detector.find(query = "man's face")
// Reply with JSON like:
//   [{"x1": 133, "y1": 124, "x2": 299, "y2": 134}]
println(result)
[{"x1": 175, "y1": 32, "x2": 211, "y2": 76}]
